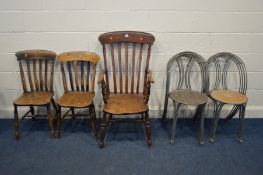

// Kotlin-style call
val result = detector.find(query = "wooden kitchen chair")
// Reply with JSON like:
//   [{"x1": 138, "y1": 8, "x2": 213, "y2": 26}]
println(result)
[
  {"x1": 56, "y1": 51, "x2": 99, "y2": 139},
  {"x1": 97, "y1": 31, "x2": 155, "y2": 148},
  {"x1": 162, "y1": 52, "x2": 208, "y2": 144},
  {"x1": 207, "y1": 52, "x2": 248, "y2": 143},
  {"x1": 14, "y1": 50, "x2": 57, "y2": 140}
]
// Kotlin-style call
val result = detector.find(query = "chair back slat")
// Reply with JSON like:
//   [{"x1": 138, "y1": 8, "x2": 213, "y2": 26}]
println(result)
[
  {"x1": 67, "y1": 62, "x2": 74, "y2": 91},
  {"x1": 118, "y1": 43, "x2": 123, "y2": 93},
  {"x1": 74, "y1": 61, "x2": 80, "y2": 91},
  {"x1": 39, "y1": 59, "x2": 43, "y2": 91},
  {"x1": 125, "y1": 43, "x2": 129, "y2": 93},
  {"x1": 57, "y1": 51, "x2": 99, "y2": 93},
  {"x1": 136, "y1": 44, "x2": 143, "y2": 94},
  {"x1": 33, "y1": 59, "x2": 39, "y2": 91},
  {"x1": 143, "y1": 45, "x2": 152, "y2": 93},
  {"x1": 111, "y1": 44, "x2": 117, "y2": 93},
  {"x1": 80, "y1": 61, "x2": 85, "y2": 91},
  {"x1": 19, "y1": 61, "x2": 27, "y2": 92},
  {"x1": 86, "y1": 62, "x2": 90, "y2": 91},
  {"x1": 131, "y1": 43, "x2": 136, "y2": 94},
  {"x1": 99, "y1": 31, "x2": 155, "y2": 94},
  {"x1": 15, "y1": 50, "x2": 56, "y2": 93},
  {"x1": 26, "y1": 60, "x2": 34, "y2": 91}
]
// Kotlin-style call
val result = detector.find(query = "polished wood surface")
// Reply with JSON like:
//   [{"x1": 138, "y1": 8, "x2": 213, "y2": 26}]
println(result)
[
  {"x1": 98, "y1": 31, "x2": 155, "y2": 44},
  {"x1": 103, "y1": 94, "x2": 148, "y2": 114},
  {"x1": 57, "y1": 92, "x2": 94, "y2": 108},
  {"x1": 98, "y1": 31, "x2": 155, "y2": 147},
  {"x1": 169, "y1": 90, "x2": 208, "y2": 106},
  {"x1": 14, "y1": 92, "x2": 53, "y2": 106},
  {"x1": 210, "y1": 90, "x2": 248, "y2": 105},
  {"x1": 56, "y1": 51, "x2": 99, "y2": 139},
  {"x1": 14, "y1": 50, "x2": 57, "y2": 140}
]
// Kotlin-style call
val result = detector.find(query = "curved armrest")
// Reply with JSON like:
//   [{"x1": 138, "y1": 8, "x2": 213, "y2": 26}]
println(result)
[
  {"x1": 97, "y1": 69, "x2": 106, "y2": 84},
  {"x1": 146, "y1": 69, "x2": 154, "y2": 83}
]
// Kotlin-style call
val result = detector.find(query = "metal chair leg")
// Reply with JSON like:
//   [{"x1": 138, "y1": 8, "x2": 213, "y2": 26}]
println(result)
[
  {"x1": 99, "y1": 112, "x2": 108, "y2": 148},
  {"x1": 198, "y1": 104, "x2": 205, "y2": 144},
  {"x1": 14, "y1": 105, "x2": 19, "y2": 140},
  {"x1": 170, "y1": 102, "x2": 181, "y2": 144},
  {"x1": 144, "y1": 111, "x2": 152, "y2": 146},
  {"x1": 57, "y1": 106, "x2": 62, "y2": 139},
  {"x1": 237, "y1": 104, "x2": 246, "y2": 143},
  {"x1": 47, "y1": 104, "x2": 55, "y2": 139},
  {"x1": 209, "y1": 102, "x2": 223, "y2": 143}
]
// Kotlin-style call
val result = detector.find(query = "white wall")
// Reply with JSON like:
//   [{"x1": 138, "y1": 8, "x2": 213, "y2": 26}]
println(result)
[{"x1": 0, "y1": 0, "x2": 262, "y2": 118}]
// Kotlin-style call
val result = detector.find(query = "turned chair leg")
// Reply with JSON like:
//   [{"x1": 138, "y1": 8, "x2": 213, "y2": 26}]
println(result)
[
  {"x1": 47, "y1": 104, "x2": 55, "y2": 139},
  {"x1": 237, "y1": 104, "x2": 246, "y2": 143},
  {"x1": 30, "y1": 106, "x2": 36, "y2": 121},
  {"x1": 89, "y1": 104, "x2": 97, "y2": 140},
  {"x1": 14, "y1": 105, "x2": 19, "y2": 140},
  {"x1": 209, "y1": 102, "x2": 224, "y2": 143},
  {"x1": 57, "y1": 106, "x2": 62, "y2": 139},
  {"x1": 198, "y1": 104, "x2": 205, "y2": 145},
  {"x1": 144, "y1": 111, "x2": 152, "y2": 146},
  {"x1": 71, "y1": 108, "x2": 75, "y2": 120},
  {"x1": 170, "y1": 102, "x2": 181, "y2": 144},
  {"x1": 99, "y1": 112, "x2": 108, "y2": 148}
]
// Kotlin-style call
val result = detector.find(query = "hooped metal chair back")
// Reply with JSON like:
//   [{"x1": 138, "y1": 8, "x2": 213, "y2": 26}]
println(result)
[{"x1": 207, "y1": 52, "x2": 247, "y2": 95}]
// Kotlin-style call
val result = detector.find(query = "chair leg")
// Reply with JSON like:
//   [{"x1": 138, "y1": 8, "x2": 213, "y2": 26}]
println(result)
[
  {"x1": 237, "y1": 104, "x2": 246, "y2": 143},
  {"x1": 51, "y1": 98, "x2": 58, "y2": 113},
  {"x1": 57, "y1": 106, "x2": 62, "y2": 139},
  {"x1": 47, "y1": 104, "x2": 55, "y2": 139},
  {"x1": 144, "y1": 111, "x2": 152, "y2": 146},
  {"x1": 99, "y1": 112, "x2": 108, "y2": 148},
  {"x1": 89, "y1": 104, "x2": 97, "y2": 140},
  {"x1": 14, "y1": 105, "x2": 19, "y2": 140},
  {"x1": 71, "y1": 108, "x2": 75, "y2": 120},
  {"x1": 209, "y1": 102, "x2": 224, "y2": 143},
  {"x1": 170, "y1": 102, "x2": 181, "y2": 144},
  {"x1": 30, "y1": 106, "x2": 36, "y2": 121},
  {"x1": 198, "y1": 104, "x2": 205, "y2": 145}
]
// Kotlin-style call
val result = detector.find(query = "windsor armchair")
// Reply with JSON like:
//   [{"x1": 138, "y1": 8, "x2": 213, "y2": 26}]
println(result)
[
  {"x1": 97, "y1": 31, "x2": 155, "y2": 148},
  {"x1": 13, "y1": 50, "x2": 57, "y2": 140},
  {"x1": 162, "y1": 52, "x2": 208, "y2": 144},
  {"x1": 56, "y1": 51, "x2": 99, "y2": 139},
  {"x1": 207, "y1": 52, "x2": 248, "y2": 143}
]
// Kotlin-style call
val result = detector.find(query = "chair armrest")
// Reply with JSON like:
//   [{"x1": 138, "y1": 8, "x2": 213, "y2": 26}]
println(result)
[
  {"x1": 146, "y1": 69, "x2": 154, "y2": 83},
  {"x1": 97, "y1": 69, "x2": 106, "y2": 84}
]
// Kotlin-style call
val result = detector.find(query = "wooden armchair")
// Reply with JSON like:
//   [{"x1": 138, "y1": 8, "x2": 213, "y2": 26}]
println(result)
[
  {"x1": 13, "y1": 50, "x2": 57, "y2": 140},
  {"x1": 56, "y1": 51, "x2": 99, "y2": 139},
  {"x1": 97, "y1": 31, "x2": 155, "y2": 148}
]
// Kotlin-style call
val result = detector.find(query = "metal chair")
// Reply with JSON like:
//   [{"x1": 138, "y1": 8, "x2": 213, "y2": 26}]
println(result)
[
  {"x1": 13, "y1": 50, "x2": 57, "y2": 140},
  {"x1": 97, "y1": 31, "x2": 155, "y2": 148},
  {"x1": 162, "y1": 51, "x2": 208, "y2": 144},
  {"x1": 207, "y1": 52, "x2": 248, "y2": 143},
  {"x1": 56, "y1": 51, "x2": 99, "y2": 139}
]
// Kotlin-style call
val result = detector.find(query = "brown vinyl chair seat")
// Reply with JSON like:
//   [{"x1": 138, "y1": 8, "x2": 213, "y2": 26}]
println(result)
[
  {"x1": 169, "y1": 90, "x2": 208, "y2": 106},
  {"x1": 210, "y1": 90, "x2": 248, "y2": 105},
  {"x1": 57, "y1": 92, "x2": 94, "y2": 108},
  {"x1": 103, "y1": 94, "x2": 148, "y2": 114},
  {"x1": 14, "y1": 92, "x2": 53, "y2": 106}
]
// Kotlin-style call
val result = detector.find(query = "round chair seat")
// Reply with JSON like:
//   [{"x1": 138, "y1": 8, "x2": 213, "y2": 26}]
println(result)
[
  {"x1": 169, "y1": 90, "x2": 208, "y2": 105},
  {"x1": 210, "y1": 90, "x2": 247, "y2": 105}
]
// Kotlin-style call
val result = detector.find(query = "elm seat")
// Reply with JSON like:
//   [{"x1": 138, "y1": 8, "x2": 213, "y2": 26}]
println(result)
[
  {"x1": 210, "y1": 90, "x2": 248, "y2": 105},
  {"x1": 14, "y1": 92, "x2": 53, "y2": 106},
  {"x1": 103, "y1": 94, "x2": 148, "y2": 114},
  {"x1": 169, "y1": 90, "x2": 208, "y2": 106},
  {"x1": 57, "y1": 92, "x2": 94, "y2": 108}
]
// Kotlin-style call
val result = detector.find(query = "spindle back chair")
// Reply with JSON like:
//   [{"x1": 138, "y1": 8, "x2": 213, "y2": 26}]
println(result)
[
  {"x1": 207, "y1": 52, "x2": 248, "y2": 143},
  {"x1": 97, "y1": 31, "x2": 155, "y2": 148},
  {"x1": 56, "y1": 51, "x2": 99, "y2": 139},
  {"x1": 13, "y1": 50, "x2": 57, "y2": 140}
]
